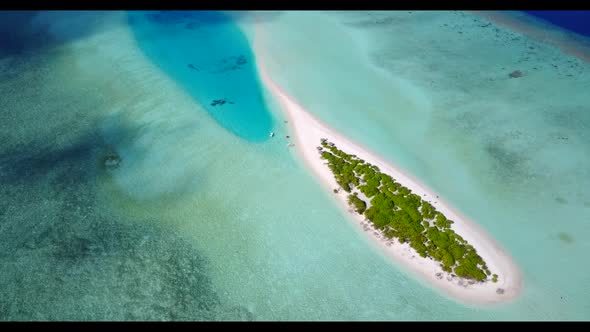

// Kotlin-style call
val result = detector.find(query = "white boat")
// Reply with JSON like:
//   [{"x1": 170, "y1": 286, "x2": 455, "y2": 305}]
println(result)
[{"x1": 270, "y1": 132, "x2": 275, "y2": 137}]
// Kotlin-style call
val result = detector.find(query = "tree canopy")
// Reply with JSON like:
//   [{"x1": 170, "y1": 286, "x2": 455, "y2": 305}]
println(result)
[{"x1": 320, "y1": 139, "x2": 491, "y2": 282}]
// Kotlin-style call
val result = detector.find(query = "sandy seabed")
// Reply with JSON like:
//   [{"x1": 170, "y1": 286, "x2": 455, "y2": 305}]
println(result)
[{"x1": 252, "y1": 20, "x2": 523, "y2": 306}]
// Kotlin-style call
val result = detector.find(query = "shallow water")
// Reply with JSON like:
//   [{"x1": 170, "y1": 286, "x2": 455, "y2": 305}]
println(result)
[
  {"x1": 128, "y1": 11, "x2": 273, "y2": 142},
  {"x1": 1, "y1": 10, "x2": 589, "y2": 321},
  {"x1": 250, "y1": 10, "x2": 590, "y2": 319},
  {"x1": 0, "y1": 11, "x2": 254, "y2": 320}
]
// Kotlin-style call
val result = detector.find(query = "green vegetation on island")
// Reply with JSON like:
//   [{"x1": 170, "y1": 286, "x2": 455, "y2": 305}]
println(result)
[
  {"x1": 347, "y1": 193, "x2": 367, "y2": 214},
  {"x1": 318, "y1": 139, "x2": 493, "y2": 282}
]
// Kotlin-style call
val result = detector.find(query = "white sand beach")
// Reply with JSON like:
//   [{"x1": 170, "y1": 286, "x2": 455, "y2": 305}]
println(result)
[{"x1": 252, "y1": 20, "x2": 523, "y2": 306}]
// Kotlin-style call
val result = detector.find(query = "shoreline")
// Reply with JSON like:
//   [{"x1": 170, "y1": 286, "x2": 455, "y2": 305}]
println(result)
[{"x1": 252, "y1": 19, "x2": 523, "y2": 306}]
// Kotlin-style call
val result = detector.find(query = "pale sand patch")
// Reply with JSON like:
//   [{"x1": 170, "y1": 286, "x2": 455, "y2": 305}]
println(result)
[{"x1": 252, "y1": 19, "x2": 523, "y2": 306}]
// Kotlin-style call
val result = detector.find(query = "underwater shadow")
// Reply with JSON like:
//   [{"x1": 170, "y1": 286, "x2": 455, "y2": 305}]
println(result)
[
  {"x1": 0, "y1": 128, "x2": 255, "y2": 320},
  {"x1": 0, "y1": 11, "x2": 110, "y2": 59}
]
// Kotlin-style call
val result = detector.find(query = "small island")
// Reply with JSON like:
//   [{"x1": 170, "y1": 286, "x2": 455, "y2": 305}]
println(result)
[
  {"x1": 319, "y1": 139, "x2": 495, "y2": 283},
  {"x1": 254, "y1": 35, "x2": 521, "y2": 303}
]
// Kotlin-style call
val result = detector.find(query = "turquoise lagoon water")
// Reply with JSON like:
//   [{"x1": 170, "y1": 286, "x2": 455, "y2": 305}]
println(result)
[
  {"x1": 248, "y1": 11, "x2": 590, "y2": 320},
  {"x1": 0, "y1": 10, "x2": 588, "y2": 321},
  {"x1": 128, "y1": 11, "x2": 273, "y2": 141}
]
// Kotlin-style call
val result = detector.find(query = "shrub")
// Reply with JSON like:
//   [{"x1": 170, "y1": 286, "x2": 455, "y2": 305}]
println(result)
[
  {"x1": 347, "y1": 194, "x2": 367, "y2": 214},
  {"x1": 319, "y1": 139, "x2": 493, "y2": 283}
]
